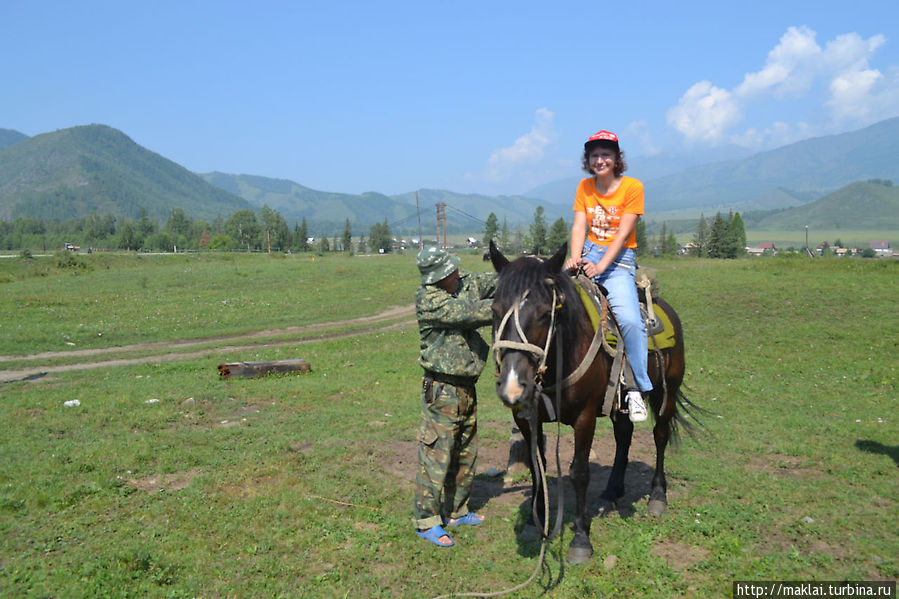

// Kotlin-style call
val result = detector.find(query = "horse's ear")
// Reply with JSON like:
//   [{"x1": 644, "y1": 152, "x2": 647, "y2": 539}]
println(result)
[
  {"x1": 546, "y1": 242, "x2": 567, "y2": 273},
  {"x1": 489, "y1": 239, "x2": 510, "y2": 273}
]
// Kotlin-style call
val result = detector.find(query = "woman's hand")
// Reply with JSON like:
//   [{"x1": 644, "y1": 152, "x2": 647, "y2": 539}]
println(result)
[
  {"x1": 564, "y1": 256, "x2": 582, "y2": 272},
  {"x1": 580, "y1": 260, "x2": 605, "y2": 278},
  {"x1": 565, "y1": 257, "x2": 604, "y2": 278}
]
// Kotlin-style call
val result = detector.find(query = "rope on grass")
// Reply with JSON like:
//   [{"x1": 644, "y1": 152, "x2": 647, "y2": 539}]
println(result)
[{"x1": 306, "y1": 494, "x2": 379, "y2": 512}]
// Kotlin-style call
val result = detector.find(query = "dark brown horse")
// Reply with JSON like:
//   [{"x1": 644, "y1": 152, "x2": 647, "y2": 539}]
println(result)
[{"x1": 489, "y1": 240, "x2": 696, "y2": 563}]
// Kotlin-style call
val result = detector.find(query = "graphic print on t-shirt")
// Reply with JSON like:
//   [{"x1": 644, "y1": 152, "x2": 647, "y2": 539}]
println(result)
[{"x1": 586, "y1": 202, "x2": 620, "y2": 242}]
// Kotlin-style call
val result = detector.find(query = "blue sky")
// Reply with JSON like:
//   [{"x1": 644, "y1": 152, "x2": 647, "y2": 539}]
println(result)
[{"x1": 3, "y1": 0, "x2": 898, "y2": 196}]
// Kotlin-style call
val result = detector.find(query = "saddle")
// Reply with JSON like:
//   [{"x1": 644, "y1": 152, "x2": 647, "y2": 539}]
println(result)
[{"x1": 572, "y1": 272, "x2": 675, "y2": 351}]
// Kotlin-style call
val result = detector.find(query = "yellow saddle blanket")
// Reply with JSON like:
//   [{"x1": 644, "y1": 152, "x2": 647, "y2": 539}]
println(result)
[{"x1": 574, "y1": 284, "x2": 677, "y2": 351}]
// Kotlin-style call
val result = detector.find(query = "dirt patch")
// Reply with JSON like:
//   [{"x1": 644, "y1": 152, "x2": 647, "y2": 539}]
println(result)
[
  {"x1": 127, "y1": 468, "x2": 204, "y2": 493},
  {"x1": 652, "y1": 540, "x2": 710, "y2": 570},
  {"x1": 379, "y1": 422, "x2": 678, "y2": 519},
  {"x1": 744, "y1": 453, "x2": 823, "y2": 479}
]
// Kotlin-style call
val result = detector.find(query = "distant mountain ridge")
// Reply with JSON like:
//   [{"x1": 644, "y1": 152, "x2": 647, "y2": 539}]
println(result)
[
  {"x1": 524, "y1": 117, "x2": 899, "y2": 216},
  {"x1": 0, "y1": 128, "x2": 28, "y2": 151},
  {"x1": 0, "y1": 125, "x2": 252, "y2": 223},
  {"x1": 200, "y1": 174, "x2": 568, "y2": 233},
  {"x1": 747, "y1": 180, "x2": 899, "y2": 230},
  {"x1": 199, "y1": 172, "x2": 417, "y2": 233},
  {"x1": 1, "y1": 119, "x2": 897, "y2": 234}
]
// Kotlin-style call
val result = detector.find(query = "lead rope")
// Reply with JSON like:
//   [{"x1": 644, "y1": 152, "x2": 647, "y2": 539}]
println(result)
[
  {"x1": 433, "y1": 291, "x2": 563, "y2": 599},
  {"x1": 431, "y1": 344, "x2": 562, "y2": 599}
]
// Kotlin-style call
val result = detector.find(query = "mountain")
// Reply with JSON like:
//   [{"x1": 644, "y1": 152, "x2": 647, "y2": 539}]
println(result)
[
  {"x1": 523, "y1": 144, "x2": 755, "y2": 204},
  {"x1": 201, "y1": 174, "x2": 569, "y2": 234},
  {"x1": 0, "y1": 129, "x2": 28, "y2": 151},
  {"x1": 524, "y1": 117, "x2": 899, "y2": 218},
  {"x1": 3, "y1": 118, "x2": 897, "y2": 234},
  {"x1": 747, "y1": 180, "x2": 899, "y2": 231},
  {"x1": 0, "y1": 124, "x2": 253, "y2": 222},
  {"x1": 199, "y1": 172, "x2": 416, "y2": 232},
  {"x1": 390, "y1": 188, "x2": 569, "y2": 229}
]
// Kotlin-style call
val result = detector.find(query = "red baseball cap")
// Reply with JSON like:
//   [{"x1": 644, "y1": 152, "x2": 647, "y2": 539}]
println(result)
[{"x1": 585, "y1": 130, "x2": 619, "y2": 149}]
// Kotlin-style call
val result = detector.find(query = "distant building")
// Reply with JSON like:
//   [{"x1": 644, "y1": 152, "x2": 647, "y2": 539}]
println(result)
[
  {"x1": 746, "y1": 242, "x2": 776, "y2": 257},
  {"x1": 870, "y1": 240, "x2": 893, "y2": 257}
]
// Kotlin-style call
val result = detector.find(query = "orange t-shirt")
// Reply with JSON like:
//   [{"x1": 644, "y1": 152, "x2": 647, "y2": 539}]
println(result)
[{"x1": 572, "y1": 176, "x2": 644, "y2": 249}]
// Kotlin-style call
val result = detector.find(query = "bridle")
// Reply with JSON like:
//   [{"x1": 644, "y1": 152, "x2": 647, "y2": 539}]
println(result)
[
  {"x1": 492, "y1": 286, "x2": 561, "y2": 388},
  {"x1": 492, "y1": 283, "x2": 566, "y2": 541}
]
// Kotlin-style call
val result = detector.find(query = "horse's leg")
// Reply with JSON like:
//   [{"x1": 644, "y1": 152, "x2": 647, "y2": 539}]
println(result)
[
  {"x1": 600, "y1": 405, "x2": 634, "y2": 515},
  {"x1": 567, "y1": 412, "x2": 596, "y2": 563},
  {"x1": 647, "y1": 299, "x2": 689, "y2": 515},
  {"x1": 648, "y1": 356, "x2": 681, "y2": 516},
  {"x1": 649, "y1": 406, "x2": 671, "y2": 515},
  {"x1": 514, "y1": 413, "x2": 546, "y2": 541}
]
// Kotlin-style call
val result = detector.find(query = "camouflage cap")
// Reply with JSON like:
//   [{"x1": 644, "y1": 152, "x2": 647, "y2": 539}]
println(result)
[{"x1": 417, "y1": 246, "x2": 460, "y2": 285}]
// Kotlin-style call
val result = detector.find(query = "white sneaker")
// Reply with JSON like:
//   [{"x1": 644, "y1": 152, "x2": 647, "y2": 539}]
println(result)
[{"x1": 626, "y1": 391, "x2": 648, "y2": 423}]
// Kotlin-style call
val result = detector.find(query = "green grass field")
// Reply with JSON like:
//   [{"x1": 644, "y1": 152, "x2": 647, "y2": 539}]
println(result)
[{"x1": 1, "y1": 251, "x2": 896, "y2": 597}]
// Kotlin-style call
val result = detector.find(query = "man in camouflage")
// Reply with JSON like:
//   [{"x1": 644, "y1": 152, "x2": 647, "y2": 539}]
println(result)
[{"x1": 413, "y1": 246, "x2": 497, "y2": 547}]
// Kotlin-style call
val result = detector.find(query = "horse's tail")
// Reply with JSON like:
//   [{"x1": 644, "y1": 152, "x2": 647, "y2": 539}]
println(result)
[{"x1": 668, "y1": 383, "x2": 714, "y2": 446}]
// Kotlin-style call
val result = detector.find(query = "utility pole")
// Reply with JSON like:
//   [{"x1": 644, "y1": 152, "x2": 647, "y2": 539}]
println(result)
[
  {"x1": 436, "y1": 202, "x2": 447, "y2": 249},
  {"x1": 416, "y1": 191, "x2": 423, "y2": 250}
]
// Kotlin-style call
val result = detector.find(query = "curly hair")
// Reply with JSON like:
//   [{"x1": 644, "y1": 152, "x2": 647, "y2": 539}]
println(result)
[{"x1": 581, "y1": 141, "x2": 628, "y2": 177}]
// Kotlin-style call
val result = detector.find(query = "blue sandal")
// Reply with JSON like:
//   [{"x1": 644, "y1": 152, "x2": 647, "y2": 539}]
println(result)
[
  {"x1": 417, "y1": 525, "x2": 454, "y2": 547},
  {"x1": 445, "y1": 513, "x2": 485, "y2": 527}
]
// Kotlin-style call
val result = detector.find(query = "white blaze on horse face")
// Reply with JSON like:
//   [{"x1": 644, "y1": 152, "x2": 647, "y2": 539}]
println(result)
[{"x1": 498, "y1": 366, "x2": 525, "y2": 405}]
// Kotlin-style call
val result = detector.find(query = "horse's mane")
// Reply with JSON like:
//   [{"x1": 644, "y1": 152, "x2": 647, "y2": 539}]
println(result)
[{"x1": 496, "y1": 256, "x2": 593, "y2": 365}]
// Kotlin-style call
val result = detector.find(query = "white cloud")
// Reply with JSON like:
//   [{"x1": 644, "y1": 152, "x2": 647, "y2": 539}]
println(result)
[
  {"x1": 665, "y1": 81, "x2": 741, "y2": 144},
  {"x1": 735, "y1": 26, "x2": 820, "y2": 99},
  {"x1": 668, "y1": 26, "x2": 898, "y2": 149},
  {"x1": 827, "y1": 69, "x2": 883, "y2": 120},
  {"x1": 486, "y1": 108, "x2": 555, "y2": 182}
]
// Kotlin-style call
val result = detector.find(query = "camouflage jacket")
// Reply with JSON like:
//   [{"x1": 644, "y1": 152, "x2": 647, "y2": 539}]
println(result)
[{"x1": 416, "y1": 271, "x2": 498, "y2": 381}]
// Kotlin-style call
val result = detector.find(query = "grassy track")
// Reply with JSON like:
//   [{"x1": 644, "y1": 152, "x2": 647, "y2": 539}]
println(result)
[{"x1": 0, "y1": 251, "x2": 896, "y2": 597}]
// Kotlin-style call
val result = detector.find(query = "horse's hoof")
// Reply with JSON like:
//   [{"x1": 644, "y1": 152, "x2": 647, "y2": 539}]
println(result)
[
  {"x1": 647, "y1": 499, "x2": 667, "y2": 516},
  {"x1": 567, "y1": 544, "x2": 594, "y2": 563},
  {"x1": 519, "y1": 524, "x2": 541, "y2": 542},
  {"x1": 596, "y1": 499, "x2": 615, "y2": 517}
]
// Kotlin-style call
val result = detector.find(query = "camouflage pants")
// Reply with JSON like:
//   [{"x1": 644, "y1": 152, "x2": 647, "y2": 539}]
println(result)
[{"x1": 412, "y1": 378, "x2": 478, "y2": 530}]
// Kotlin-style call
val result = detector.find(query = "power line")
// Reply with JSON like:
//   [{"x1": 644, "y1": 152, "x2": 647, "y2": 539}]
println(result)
[{"x1": 444, "y1": 204, "x2": 487, "y2": 226}]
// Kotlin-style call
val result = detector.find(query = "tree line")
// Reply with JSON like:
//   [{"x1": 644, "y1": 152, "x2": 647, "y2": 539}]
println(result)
[
  {"x1": 0, "y1": 206, "x2": 396, "y2": 254},
  {"x1": 483, "y1": 207, "x2": 747, "y2": 259}
]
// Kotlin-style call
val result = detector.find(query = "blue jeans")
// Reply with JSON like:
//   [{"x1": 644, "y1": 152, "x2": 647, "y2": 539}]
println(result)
[{"x1": 581, "y1": 240, "x2": 653, "y2": 392}]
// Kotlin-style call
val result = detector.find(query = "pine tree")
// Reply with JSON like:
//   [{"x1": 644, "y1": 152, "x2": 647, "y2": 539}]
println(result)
[
  {"x1": 708, "y1": 212, "x2": 728, "y2": 258},
  {"x1": 297, "y1": 218, "x2": 309, "y2": 252},
  {"x1": 498, "y1": 217, "x2": 510, "y2": 252},
  {"x1": 547, "y1": 217, "x2": 569, "y2": 254},
  {"x1": 728, "y1": 212, "x2": 747, "y2": 258},
  {"x1": 528, "y1": 206, "x2": 548, "y2": 255},
  {"x1": 483, "y1": 212, "x2": 499, "y2": 246},
  {"x1": 661, "y1": 222, "x2": 678, "y2": 256},
  {"x1": 635, "y1": 218, "x2": 648, "y2": 257},
  {"x1": 342, "y1": 218, "x2": 353, "y2": 253},
  {"x1": 692, "y1": 214, "x2": 709, "y2": 257}
]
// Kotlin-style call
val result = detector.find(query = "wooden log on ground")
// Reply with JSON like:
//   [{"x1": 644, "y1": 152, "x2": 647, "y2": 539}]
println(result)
[{"x1": 218, "y1": 359, "x2": 311, "y2": 379}]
